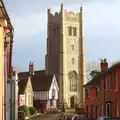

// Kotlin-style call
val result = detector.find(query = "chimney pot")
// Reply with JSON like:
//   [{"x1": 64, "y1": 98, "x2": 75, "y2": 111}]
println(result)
[
  {"x1": 29, "y1": 62, "x2": 34, "y2": 75},
  {"x1": 100, "y1": 58, "x2": 108, "y2": 71}
]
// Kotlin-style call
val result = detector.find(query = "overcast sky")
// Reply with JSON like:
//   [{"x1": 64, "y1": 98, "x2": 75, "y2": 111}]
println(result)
[{"x1": 4, "y1": 0, "x2": 120, "y2": 71}]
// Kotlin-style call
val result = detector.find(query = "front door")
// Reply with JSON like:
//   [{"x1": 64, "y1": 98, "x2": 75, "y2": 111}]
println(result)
[
  {"x1": 70, "y1": 96, "x2": 75, "y2": 108},
  {"x1": 106, "y1": 102, "x2": 111, "y2": 117}
]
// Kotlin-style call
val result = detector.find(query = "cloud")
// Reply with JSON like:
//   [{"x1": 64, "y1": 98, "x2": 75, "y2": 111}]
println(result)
[{"x1": 4, "y1": 0, "x2": 120, "y2": 70}]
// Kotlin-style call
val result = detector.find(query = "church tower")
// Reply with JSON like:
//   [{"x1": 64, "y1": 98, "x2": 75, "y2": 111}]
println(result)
[{"x1": 45, "y1": 4, "x2": 86, "y2": 108}]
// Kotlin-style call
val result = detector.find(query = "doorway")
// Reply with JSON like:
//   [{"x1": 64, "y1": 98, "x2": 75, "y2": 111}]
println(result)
[
  {"x1": 70, "y1": 96, "x2": 76, "y2": 108},
  {"x1": 106, "y1": 102, "x2": 111, "y2": 117}
]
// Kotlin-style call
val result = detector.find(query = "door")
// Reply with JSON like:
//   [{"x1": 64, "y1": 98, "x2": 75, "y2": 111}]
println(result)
[
  {"x1": 106, "y1": 102, "x2": 111, "y2": 117},
  {"x1": 70, "y1": 96, "x2": 75, "y2": 108}
]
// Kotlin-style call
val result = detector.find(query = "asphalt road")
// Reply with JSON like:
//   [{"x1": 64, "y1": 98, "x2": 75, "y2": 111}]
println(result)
[{"x1": 28, "y1": 113, "x2": 61, "y2": 120}]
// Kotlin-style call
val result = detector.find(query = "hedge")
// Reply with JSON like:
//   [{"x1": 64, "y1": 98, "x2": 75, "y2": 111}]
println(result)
[
  {"x1": 29, "y1": 107, "x2": 37, "y2": 115},
  {"x1": 18, "y1": 105, "x2": 30, "y2": 117}
]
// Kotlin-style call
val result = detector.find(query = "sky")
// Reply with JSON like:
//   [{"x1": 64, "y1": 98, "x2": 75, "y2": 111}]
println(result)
[{"x1": 4, "y1": 0, "x2": 120, "y2": 71}]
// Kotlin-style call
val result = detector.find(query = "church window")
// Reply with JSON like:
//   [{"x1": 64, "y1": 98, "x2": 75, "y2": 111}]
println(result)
[
  {"x1": 68, "y1": 71, "x2": 77, "y2": 92},
  {"x1": 71, "y1": 45, "x2": 74, "y2": 51},
  {"x1": 68, "y1": 26, "x2": 72, "y2": 36},
  {"x1": 73, "y1": 27, "x2": 77, "y2": 36},
  {"x1": 72, "y1": 58, "x2": 75, "y2": 65}
]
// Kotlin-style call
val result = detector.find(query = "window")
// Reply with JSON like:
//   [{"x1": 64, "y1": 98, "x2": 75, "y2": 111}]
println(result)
[
  {"x1": 71, "y1": 45, "x2": 74, "y2": 51},
  {"x1": 68, "y1": 26, "x2": 72, "y2": 36},
  {"x1": 115, "y1": 99, "x2": 119, "y2": 116},
  {"x1": 50, "y1": 99, "x2": 53, "y2": 106},
  {"x1": 72, "y1": 58, "x2": 75, "y2": 65},
  {"x1": 73, "y1": 27, "x2": 77, "y2": 36},
  {"x1": 86, "y1": 88, "x2": 90, "y2": 97},
  {"x1": 69, "y1": 71, "x2": 77, "y2": 92},
  {"x1": 96, "y1": 88, "x2": 99, "y2": 97},
  {"x1": 52, "y1": 89, "x2": 55, "y2": 98},
  {"x1": 28, "y1": 94, "x2": 31, "y2": 105},
  {"x1": 86, "y1": 106, "x2": 89, "y2": 117},
  {"x1": 109, "y1": 76, "x2": 112, "y2": 89},
  {"x1": 115, "y1": 71, "x2": 118, "y2": 90},
  {"x1": 56, "y1": 27, "x2": 60, "y2": 35},
  {"x1": 96, "y1": 107, "x2": 99, "y2": 118},
  {"x1": 54, "y1": 28, "x2": 56, "y2": 35},
  {"x1": 105, "y1": 78, "x2": 107, "y2": 91},
  {"x1": 101, "y1": 80, "x2": 104, "y2": 90},
  {"x1": 102, "y1": 102, "x2": 104, "y2": 116},
  {"x1": 91, "y1": 106, "x2": 95, "y2": 118}
]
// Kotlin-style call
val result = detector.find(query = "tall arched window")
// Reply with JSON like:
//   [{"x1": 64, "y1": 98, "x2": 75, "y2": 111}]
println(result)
[
  {"x1": 72, "y1": 58, "x2": 75, "y2": 65},
  {"x1": 68, "y1": 26, "x2": 72, "y2": 36},
  {"x1": 73, "y1": 27, "x2": 77, "y2": 36},
  {"x1": 68, "y1": 71, "x2": 77, "y2": 92}
]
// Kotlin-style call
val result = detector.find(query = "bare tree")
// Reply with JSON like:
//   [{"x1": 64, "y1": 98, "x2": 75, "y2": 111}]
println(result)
[{"x1": 86, "y1": 60, "x2": 100, "y2": 82}]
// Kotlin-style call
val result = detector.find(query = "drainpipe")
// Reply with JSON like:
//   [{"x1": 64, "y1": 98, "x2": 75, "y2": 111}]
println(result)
[{"x1": 8, "y1": 72, "x2": 18, "y2": 120}]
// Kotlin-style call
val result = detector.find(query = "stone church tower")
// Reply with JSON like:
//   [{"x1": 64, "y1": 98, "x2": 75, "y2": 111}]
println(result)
[{"x1": 45, "y1": 4, "x2": 86, "y2": 108}]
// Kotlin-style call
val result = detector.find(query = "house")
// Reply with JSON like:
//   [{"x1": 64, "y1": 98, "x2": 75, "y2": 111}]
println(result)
[
  {"x1": 83, "y1": 74, "x2": 100, "y2": 119},
  {"x1": 0, "y1": 0, "x2": 14, "y2": 120},
  {"x1": 31, "y1": 70, "x2": 59, "y2": 113},
  {"x1": 83, "y1": 59, "x2": 120, "y2": 119},
  {"x1": 99, "y1": 59, "x2": 120, "y2": 117},
  {"x1": 18, "y1": 62, "x2": 34, "y2": 107}
]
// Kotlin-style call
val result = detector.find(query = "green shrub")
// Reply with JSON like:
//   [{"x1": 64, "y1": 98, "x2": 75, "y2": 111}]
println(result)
[
  {"x1": 29, "y1": 107, "x2": 37, "y2": 115},
  {"x1": 18, "y1": 105, "x2": 30, "y2": 117}
]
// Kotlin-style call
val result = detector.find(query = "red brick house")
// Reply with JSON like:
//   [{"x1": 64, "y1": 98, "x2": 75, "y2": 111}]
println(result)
[
  {"x1": 84, "y1": 59, "x2": 120, "y2": 119},
  {"x1": 99, "y1": 60, "x2": 120, "y2": 118},
  {"x1": 83, "y1": 74, "x2": 100, "y2": 120}
]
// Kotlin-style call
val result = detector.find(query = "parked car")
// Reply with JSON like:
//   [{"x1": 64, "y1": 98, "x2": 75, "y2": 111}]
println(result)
[
  {"x1": 57, "y1": 113, "x2": 74, "y2": 120},
  {"x1": 103, "y1": 117, "x2": 120, "y2": 120},
  {"x1": 71, "y1": 115, "x2": 89, "y2": 120}
]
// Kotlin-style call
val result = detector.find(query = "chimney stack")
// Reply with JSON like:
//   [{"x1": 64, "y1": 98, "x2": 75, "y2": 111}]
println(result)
[
  {"x1": 29, "y1": 62, "x2": 34, "y2": 75},
  {"x1": 100, "y1": 59, "x2": 108, "y2": 71}
]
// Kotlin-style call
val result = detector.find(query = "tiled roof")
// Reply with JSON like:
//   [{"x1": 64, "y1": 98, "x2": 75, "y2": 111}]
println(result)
[
  {"x1": 18, "y1": 70, "x2": 54, "y2": 92},
  {"x1": 31, "y1": 70, "x2": 53, "y2": 91},
  {"x1": 18, "y1": 77, "x2": 28, "y2": 94},
  {"x1": 83, "y1": 76, "x2": 100, "y2": 87}
]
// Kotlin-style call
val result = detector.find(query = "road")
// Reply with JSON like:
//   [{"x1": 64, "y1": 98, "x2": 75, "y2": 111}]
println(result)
[
  {"x1": 28, "y1": 113, "x2": 62, "y2": 120},
  {"x1": 29, "y1": 111, "x2": 76, "y2": 120}
]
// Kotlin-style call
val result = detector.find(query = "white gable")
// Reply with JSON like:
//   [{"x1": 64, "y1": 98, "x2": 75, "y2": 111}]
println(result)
[
  {"x1": 49, "y1": 74, "x2": 59, "y2": 100},
  {"x1": 50, "y1": 74, "x2": 59, "y2": 91}
]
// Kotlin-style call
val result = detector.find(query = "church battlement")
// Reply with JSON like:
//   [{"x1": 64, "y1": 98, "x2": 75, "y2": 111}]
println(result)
[{"x1": 48, "y1": 3, "x2": 82, "y2": 23}]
